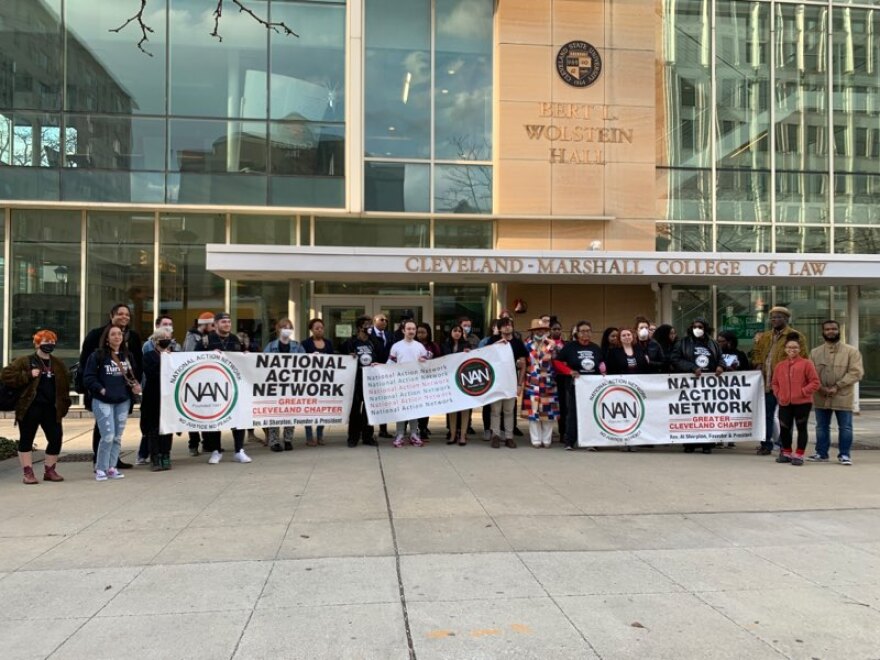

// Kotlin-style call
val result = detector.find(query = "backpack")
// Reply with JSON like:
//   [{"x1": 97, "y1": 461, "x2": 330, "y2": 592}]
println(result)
[{"x1": 0, "y1": 357, "x2": 38, "y2": 411}]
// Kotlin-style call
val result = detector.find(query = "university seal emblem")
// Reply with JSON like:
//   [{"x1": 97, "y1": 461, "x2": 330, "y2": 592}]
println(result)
[{"x1": 556, "y1": 41, "x2": 602, "y2": 88}]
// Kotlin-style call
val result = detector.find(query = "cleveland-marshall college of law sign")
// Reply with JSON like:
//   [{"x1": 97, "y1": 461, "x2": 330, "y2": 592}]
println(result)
[{"x1": 556, "y1": 41, "x2": 602, "y2": 88}]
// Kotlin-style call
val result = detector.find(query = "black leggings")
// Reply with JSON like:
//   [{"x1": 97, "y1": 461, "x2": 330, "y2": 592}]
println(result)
[
  {"x1": 202, "y1": 429, "x2": 244, "y2": 453},
  {"x1": 778, "y1": 402, "x2": 812, "y2": 452},
  {"x1": 19, "y1": 405, "x2": 63, "y2": 455}
]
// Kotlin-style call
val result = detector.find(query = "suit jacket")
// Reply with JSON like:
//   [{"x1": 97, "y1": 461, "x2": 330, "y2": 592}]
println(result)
[{"x1": 368, "y1": 328, "x2": 394, "y2": 362}]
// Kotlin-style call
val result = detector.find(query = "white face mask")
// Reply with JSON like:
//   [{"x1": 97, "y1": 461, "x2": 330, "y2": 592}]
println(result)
[
  {"x1": 533, "y1": 332, "x2": 546, "y2": 341},
  {"x1": 637, "y1": 328, "x2": 649, "y2": 340},
  {"x1": 692, "y1": 328, "x2": 705, "y2": 338},
  {"x1": 280, "y1": 328, "x2": 293, "y2": 339}
]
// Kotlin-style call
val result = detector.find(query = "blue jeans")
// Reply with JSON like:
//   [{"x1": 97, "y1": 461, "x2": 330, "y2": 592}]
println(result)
[
  {"x1": 93, "y1": 400, "x2": 130, "y2": 472},
  {"x1": 814, "y1": 408, "x2": 854, "y2": 458},
  {"x1": 305, "y1": 425, "x2": 324, "y2": 442},
  {"x1": 763, "y1": 392, "x2": 778, "y2": 450}
]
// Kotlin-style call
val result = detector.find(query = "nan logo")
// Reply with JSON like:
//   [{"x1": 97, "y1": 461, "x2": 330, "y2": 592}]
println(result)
[
  {"x1": 592, "y1": 383, "x2": 645, "y2": 437},
  {"x1": 174, "y1": 362, "x2": 239, "y2": 424},
  {"x1": 456, "y1": 357, "x2": 495, "y2": 397},
  {"x1": 556, "y1": 41, "x2": 602, "y2": 88}
]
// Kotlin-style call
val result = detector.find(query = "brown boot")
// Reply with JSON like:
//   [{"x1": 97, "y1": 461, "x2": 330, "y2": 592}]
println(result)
[
  {"x1": 22, "y1": 466, "x2": 38, "y2": 485},
  {"x1": 43, "y1": 464, "x2": 64, "y2": 482},
  {"x1": 490, "y1": 435, "x2": 501, "y2": 449},
  {"x1": 505, "y1": 438, "x2": 517, "y2": 449}
]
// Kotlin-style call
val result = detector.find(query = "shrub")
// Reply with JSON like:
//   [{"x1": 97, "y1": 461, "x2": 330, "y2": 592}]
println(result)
[{"x1": 0, "y1": 437, "x2": 17, "y2": 461}]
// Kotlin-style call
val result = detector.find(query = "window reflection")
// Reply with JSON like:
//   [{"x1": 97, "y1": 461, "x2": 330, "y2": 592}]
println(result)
[
  {"x1": 835, "y1": 174, "x2": 880, "y2": 225},
  {"x1": 0, "y1": 0, "x2": 62, "y2": 112},
  {"x1": 657, "y1": 168, "x2": 711, "y2": 222},
  {"x1": 434, "y1": 164, "x2": 492, "y2": 214},
  {"x1": 776, "y1": 225, "x2": 829, "y2": 253},
  {"x1": 315, "y1": 217, "x2": 430, "y2": 248},
  {"x1": 365, "y1": 162, "x2": 430, "y2": 212}
]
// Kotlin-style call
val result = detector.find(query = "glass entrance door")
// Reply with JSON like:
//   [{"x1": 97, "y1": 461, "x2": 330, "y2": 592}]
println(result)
[{"x1": 313, "y1": 296, "x2": 431, "y2": 348}]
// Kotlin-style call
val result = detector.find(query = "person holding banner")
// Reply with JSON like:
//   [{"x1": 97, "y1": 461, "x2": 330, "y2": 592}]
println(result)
[
  {"x1": 388, "y1": 320, "x2": 429, "y2": 447},
  {"x1": 558, "y1": 321, "x2": 605, "y2": 450},
  {"x1": 605, "y1": 328, "x2": 651, "y2": 376},
  {"x1": 263, "y1": 318, "x2": 304, "y2": 452},
  {"x1": 487, "y1": 318, "x2": 528, "y2": 449},
  {"x1": 671, "y1": 318, "x2": 724, "y2": 454},
  {"x1": 550, "y1": 321, "x2": 572, "y2": 445},
  {"x1": 341, "y1": 315, "x2": 381, "y2": 448},
  {"x1": 772, "y1": 333, "x2": 820, "y2": 466},
  {"x1": 302, "y1": 319, "x2": 335, "y2": 447},
  {"x1": 197, "y1": 313, "x2": 252, "y2": 465},
  {"x1": 522, "y1": 319, "x2": 559, "y2": 448},
  {"x1": 443, "y1": 324, "x2": 472, "y2": 446},
  {"x1": 141, "y1": 327, "x2": 174, "y2": 471}
]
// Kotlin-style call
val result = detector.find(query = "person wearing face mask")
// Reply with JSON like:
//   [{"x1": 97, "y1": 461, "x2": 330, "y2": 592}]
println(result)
[
  {"x1": 750, "y1": 306, "x2": 807, "y2": 456},
  {"x1": 634, "y1": 316, "x2": 664, "y2": 373},
  {"x1": 263, "y1": 318, "x2": 305, "y2": 452},
  {"x1": 141, "y1": 327, "x2": 175, "y2": 471},
  {"x1": 2, "y1": 330, "x2": 72, "y2": 484},
  {"x1": 672, "y1": 318, "x2": 724, "y2": 454},
  {"x1": 458, "y1": 315, "x2": 481, "y2": 350},
  {"x1": 342, "y1": 315, "x2": 382, "y2": 448},
  {"x1": 809, "y1": 320, "x2": 864, "y2": 465},
  {"x1": 521, "y1": 319, "x2": 559, "y2": 448},
  {"x1": 135, "y1": 315, "x2": 179, "y2": 466}
]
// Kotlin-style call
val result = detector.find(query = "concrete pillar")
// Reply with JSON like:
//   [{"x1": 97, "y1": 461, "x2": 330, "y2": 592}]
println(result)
[
  {"x1": 289, "y1": 279, "x2": 302, "y2": 338},
  {"x1": 659, "y1": 284, "x2": 673, "y2": 324}
]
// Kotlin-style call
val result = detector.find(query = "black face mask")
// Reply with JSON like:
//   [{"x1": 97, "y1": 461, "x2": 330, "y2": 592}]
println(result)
[
  {"x1": 40, "y1": 344, "x2": 56, "y2": 354},
  {"x1": 157, "y1": 339, "x2": 172, "y2": 349},
  {"x1": 823, "y1": 332, "x2": 840, "y2": 343}
]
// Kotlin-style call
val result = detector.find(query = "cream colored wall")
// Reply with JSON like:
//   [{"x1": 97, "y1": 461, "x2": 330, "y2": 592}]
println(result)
[{"x1": 495, "y1": 0, "x2": 658, "y2": 315}]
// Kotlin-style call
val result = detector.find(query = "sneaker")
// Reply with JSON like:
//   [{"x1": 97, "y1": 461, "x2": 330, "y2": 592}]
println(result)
[
  {"x1": 565, "y1": 446, "x2": 573, "y2": 451},
  {"x1": 791, "y1": 456, "x2": 804, "y2": 466},
  {"x1": 410, "y1": 435, "x2": 424, "y2": 447},
  {"x1": 393, "y1": 435, "x2": 405, "y2": 448},
  {"x1": 208, "y1": 450, "x2": 222, "y2": 464},
  {"x1": 776, "y1": 453, "x2": 792, "y2": 464},
  {"x1": 189, "y1": 448, "x2": 200, "y2": 457},
  {"x1": 107, "y1": 468, "x2": 125, "y2": 479},
  {"x1": 95, "y1": 470, "x2": 108, "y2": 482},
  {"x1": 807, "y1": 453, "x2": 828, "y2": 462},
  {"x1": 839, "y1": 455, "x2": 853, "y2": 465},
  {"x1": 135, "y1": 456, "x2": 149, "y2": 466},
  {"x1": 233, "y1": 450, "x2": 252, "y2": 463}
]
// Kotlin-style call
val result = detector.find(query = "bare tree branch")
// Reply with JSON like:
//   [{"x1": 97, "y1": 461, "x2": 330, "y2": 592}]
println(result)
[
  {"x1": 109, "y1": 0, "x2": 155, "y2": 56},
  {"x1": 112, "y1": 1, "x2": 298, "y2": 51}
]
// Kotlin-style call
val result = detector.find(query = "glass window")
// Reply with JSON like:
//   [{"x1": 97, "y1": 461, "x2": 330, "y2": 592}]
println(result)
[
  {"x1": 62, "y1": 170, "x2": 165, "y2": 203},
  {"x1": 775, "y1": 4, "x2": 828, "y2": 172},
  {"x1": 775, "y1": 225, "x2": 829, "y2": 253},
  {"x1": 65, "y1": 0, "x2": 167, "y2": 114},
  {"x1": 269, "y1": 175, "x2": 344, "y2": 207},
  {"x1": 655, "y1": 222, "x2": 712, "y2": 252},
  {"x1": 670, "y1": 285, "x2": 712, "y2": 334},
  {"x1": 716, "y1": 169, "x2": 770, "y2": 223},
  {"x1": 434, "y1": 164, "x2": 492, "y2": 213},
  {"x1": 835, "y1": 174, "x2": 880, "y2": 225},
  {"x1": 270, "y1": 1, "x2": 345, "y2": 122},
  {"x1": 717, "y1": 285, "x2": 771, "y2": 355},
  {"x1": 159, "y1": 213, "x2": 226, "y2": 333},
  {"x1": 773, "y1": 285, "x2": 830, "y2": 347},
  {"x1": 0, "y1": 167, "x2": 59, "y2": 201},
  {"x1": 717, "y1": 223, "x2": 770, "y2": 252},
  {"x1": 434, "y1": 218, "x2": 492, "y2": 248},
  {"x1": 658, "y1": 0, "x2": 711, "y2": 168},
  {"x1": 835, "y1": 226, "x2": 880, "y2": 255},
  {"x1": 233, "y1": 281, "x2": 289, "y2": 349},
  {"x1": 269, "y1": 122, "x2": 343, "y2": 176},
  {"x1": 314, "y1": 217, "x2": 430, "y2": 247},
  {"x1": 169, "y1": 172, "x2": 268, "y2": 205},
  {"x1": 86, "y1": 211, "x2": 155, "y2": 341},
  {"x1": 365, "y1": 0, "x2": 431, "y2": 158},
  {"x1": 365, "y1": 162, "x2": 430, "y2": 212},
  {"x1": 434, "y1": 0, "x2": 493, "y2": 161},
  {"x1": 169, "y1": 0, "x2": 269, "y2": 119},
  {"x1": 715, "y1": 1, "x2": 770, "y2": 170},
  {"x1": 169, "y1": 119, "x2": 267, "y2": 174},
  {"x1": 832, "y1": 8, "x2": 880, "y2": 173},
  {"x1": 0, "y1": 112, "x2": 62, "y2": 166},
  {"x1": 858, "y1": 287, "x2": 880, "y2": 399},
  {"x1": 10, "y1": 209, "x2": 81, "y2": 362},
  {"x1": 0, "y1": 0, "x2": 62, "y2": 111},
  {"x1": 231, "y1": 214, "x2": 295, "y2": 245},
  {"x1": 433, "y1": 284, "x2": 490, "y2": 343},
  {"x1": 776, "y1": 171, "x2": 829, "y2": 224},
  {"x1": 657, "y1": 168, "x2": 712, "y2": 222},
  {"x1": 64, "y1": 115, "x2": 165, "y2": 171}
]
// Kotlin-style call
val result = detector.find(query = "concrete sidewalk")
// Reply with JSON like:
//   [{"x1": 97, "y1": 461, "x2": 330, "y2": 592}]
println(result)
[{"x1": 0, "y1": 414, "x2": 879, "y2": 659}]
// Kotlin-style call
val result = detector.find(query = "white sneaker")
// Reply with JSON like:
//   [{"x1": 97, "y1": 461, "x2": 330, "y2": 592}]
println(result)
[
  {"x1": 233, "y1": 450, "x2": 252, "y2": 463},
  {"x1": 95, "y1": 470, "x2": 108, "y2": 482},
  {"x1": 208, "y1": 450, "x2": 222, "y2": 465},
  {"x1": 135, "y1": 456, "x2": 149, "y2": 466},
  {"x1": 839, "y1": 455, "x2": 853, "y2": 466},
  {"x1": 107, "y1": 468, "x2": 124, "y2": 480}
]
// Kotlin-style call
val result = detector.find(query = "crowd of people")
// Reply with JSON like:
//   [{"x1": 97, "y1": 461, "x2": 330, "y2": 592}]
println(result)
[{"x1": 0, "y1": 303, "x2": 864, "y2": 484}]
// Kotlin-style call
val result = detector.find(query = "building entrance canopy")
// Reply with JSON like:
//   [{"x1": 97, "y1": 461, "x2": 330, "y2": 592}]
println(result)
[{"x1": 207, "y1": 246, "x2": 880, "y2": 286}]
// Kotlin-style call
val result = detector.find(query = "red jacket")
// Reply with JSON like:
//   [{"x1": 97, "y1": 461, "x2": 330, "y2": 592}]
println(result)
[{"x1": 772, "y1": 356, "x2": 820, "y2": 405}]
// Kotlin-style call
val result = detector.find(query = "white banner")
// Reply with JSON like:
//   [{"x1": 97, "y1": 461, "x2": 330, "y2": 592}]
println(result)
[
  {"x1": 160, "y1": 352, "x2": 357, "y2": 434},
  {"x1": 363, "y1": 342, "x2": 518, "y2": 425},
  {"x1": 574, "y1": 372, "x2": 766, "y2": 446}
]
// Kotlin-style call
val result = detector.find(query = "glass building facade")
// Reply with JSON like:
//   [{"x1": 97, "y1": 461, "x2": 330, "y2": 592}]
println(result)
[{"x1": 0, "y1": 0, "x2": 878, "y2": 393}]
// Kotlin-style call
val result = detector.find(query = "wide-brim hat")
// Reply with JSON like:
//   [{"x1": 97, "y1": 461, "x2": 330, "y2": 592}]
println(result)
[
  {"x1": 769, "y1": 306, "x2": 791, "y2": 317},
  {"x1": 529, "y1": 318, "x2": 550, "y2": 332}
]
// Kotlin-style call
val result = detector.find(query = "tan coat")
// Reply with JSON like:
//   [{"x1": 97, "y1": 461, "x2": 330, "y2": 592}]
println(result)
[
  {"x1": 810, "y1": 342, "x2": 864, "y2": 410},
  {"x1": 750, "y1": 324, "x2": 808, "y2": 391}
]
